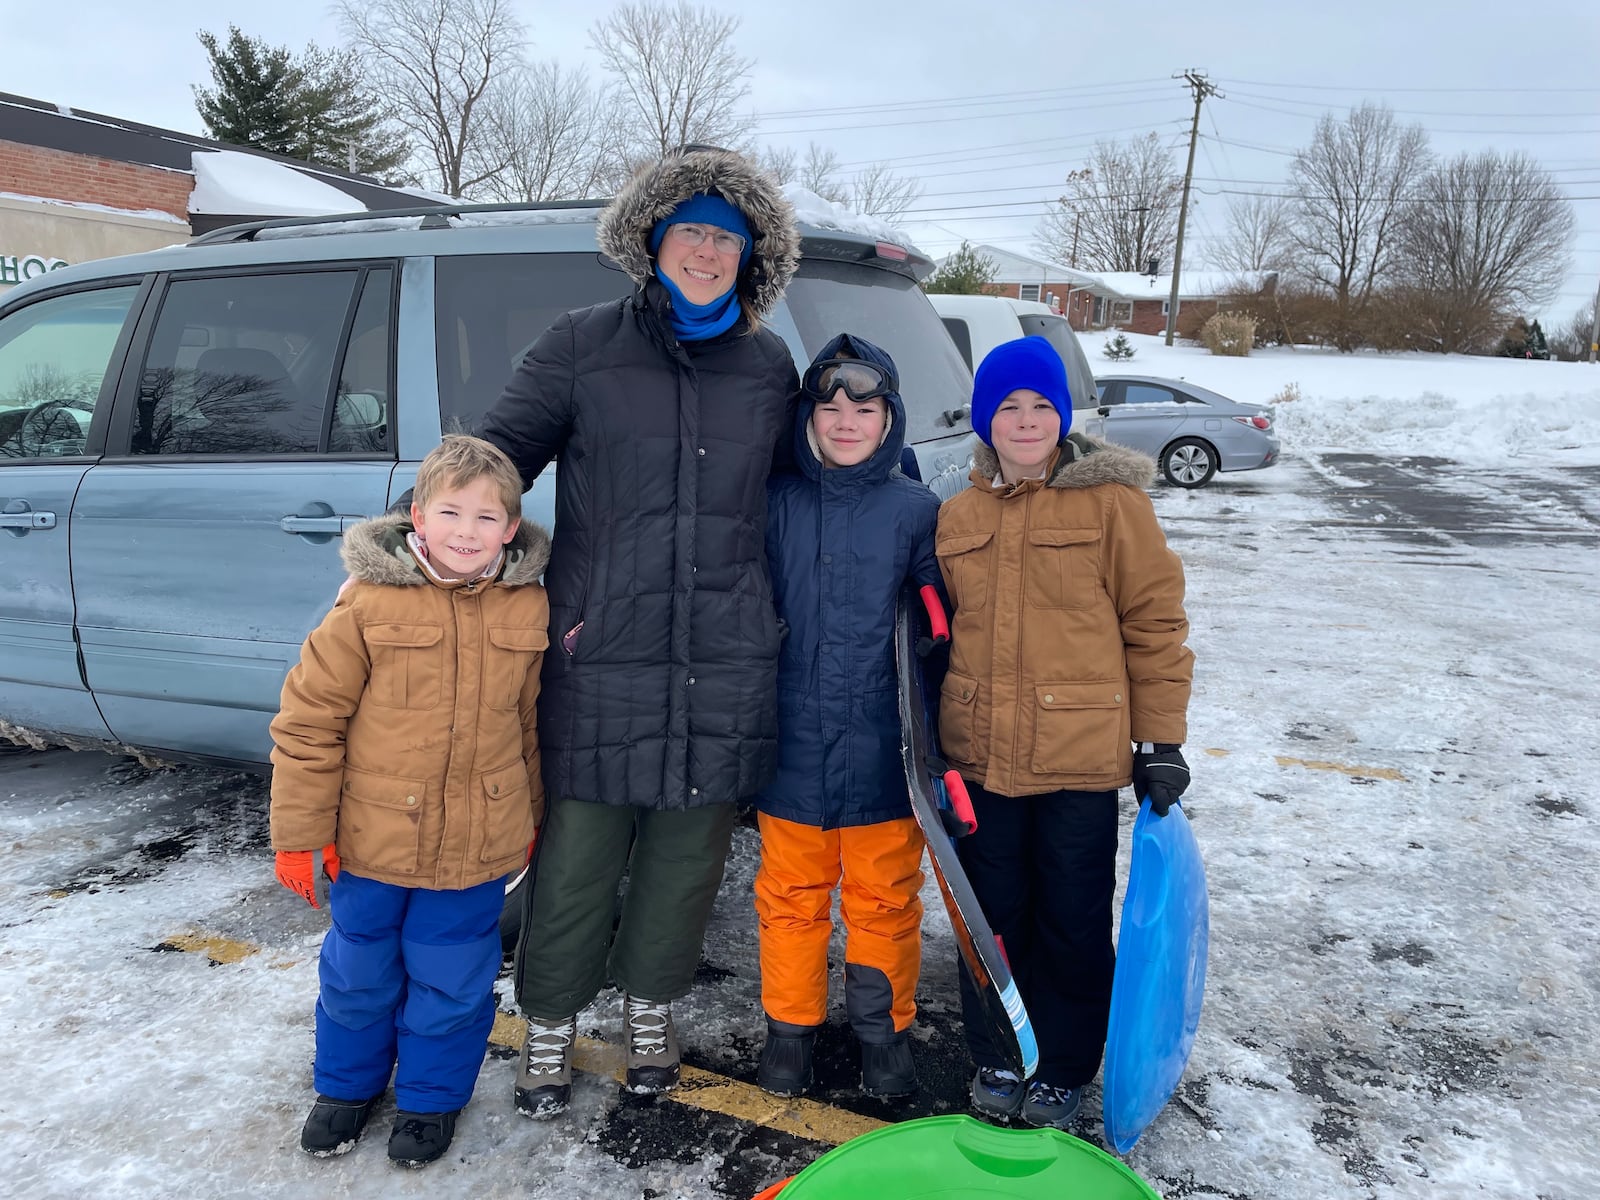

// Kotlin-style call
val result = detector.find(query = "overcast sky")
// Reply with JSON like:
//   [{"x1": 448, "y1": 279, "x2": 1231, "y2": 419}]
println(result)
[{"x1": 8, "y1": 0, "x2": 1598, "y2": 319}]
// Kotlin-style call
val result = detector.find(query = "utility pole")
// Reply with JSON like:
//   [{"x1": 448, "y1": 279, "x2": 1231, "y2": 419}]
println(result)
[
  {"x1": 1165, "y1": 70, "x2": 1222, "y2": 346},
  {"x1": 1588, "y1": 274, "x2": 1600, "y2": 363},
  {"x1": 1070, "y1": 211, "x2": 1081, "y2": 269}
]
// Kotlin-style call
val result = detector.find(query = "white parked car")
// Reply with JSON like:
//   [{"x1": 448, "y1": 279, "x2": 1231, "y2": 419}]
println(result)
[{"x1": 927, "y1": 294, "x2": 1097, "y2": 434}]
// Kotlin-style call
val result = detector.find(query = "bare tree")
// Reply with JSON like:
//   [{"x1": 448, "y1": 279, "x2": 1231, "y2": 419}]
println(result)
[
  {"x1": 471, "y1": 62, "x2": 632, "y2": 202},
  {"x1": 1208, "y1": 193, "x2": 1295, "y2": 274},
  {"x1": 798, "y1": 143, "x2": 848, "y2": 203},
  {"x1": 1391, "y1": 150, "x2": 1574, "y2": 354},
  {"x1": 756, "y1": 144, "x2": 798, "y2": 186},
  {"x1": 1287, "y1": 102, "x2": 1430, "y2": 350},
  {"x1": 337, "y1": 0, "x2": 526, "y2": 197},
  {"x1": 590, "y1": 1, "x2": 755, "y2": 161},
  {"x1": 1036, "y1": 134, "x2": 1182, "y2": 272},
  {"x1": 850, "y1": 162, "x2": 923, "y2": 221},
  {"x1": 1547, "y1": 296, "x2": 1598, "y2": 361}
]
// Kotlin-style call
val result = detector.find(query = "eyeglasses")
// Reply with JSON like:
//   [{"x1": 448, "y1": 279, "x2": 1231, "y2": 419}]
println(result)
[
  {"x1": 667, "y1": 223, "x2": 747, "y2": 255},
  {"x1": 802, "y1": 357, "x2": 897, "y2": 403}
]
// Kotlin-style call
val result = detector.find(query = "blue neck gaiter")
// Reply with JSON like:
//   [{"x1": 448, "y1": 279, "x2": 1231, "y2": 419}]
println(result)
[{"x1": 653, "y1": 267, "x2": 743, "y2": 341}]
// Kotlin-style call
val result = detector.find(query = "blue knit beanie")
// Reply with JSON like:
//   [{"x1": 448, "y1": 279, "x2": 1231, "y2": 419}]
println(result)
[
  {"x1": 649, "y1": 193, "x2": 753, "y2": 268},
  {"x1": 970, "y1": 336, "x2": 1073, "y2": 446}
]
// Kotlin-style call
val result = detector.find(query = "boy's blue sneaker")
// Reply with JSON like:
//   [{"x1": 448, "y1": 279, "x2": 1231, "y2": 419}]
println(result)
[
  {"x1": 970, "y1": 1067, "x2": 1025, "y2": 1120},
  {"x1": 1021, "y1": 1080, "x2": 1083, "y2": 1129}
]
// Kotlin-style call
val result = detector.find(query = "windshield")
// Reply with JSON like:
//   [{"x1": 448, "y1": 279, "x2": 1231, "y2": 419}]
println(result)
[{"x1": 783, "y1": 259, "x2": 972, "y2": 445}]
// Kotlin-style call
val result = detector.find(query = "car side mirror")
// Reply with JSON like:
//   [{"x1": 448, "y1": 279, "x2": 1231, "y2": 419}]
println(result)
[
  {"x1": 940, "y1": 405, "x2": 970, "y2": 428},
  {"x1": 1096, "y1": 406, "x2": 1110, "y2": 417}
]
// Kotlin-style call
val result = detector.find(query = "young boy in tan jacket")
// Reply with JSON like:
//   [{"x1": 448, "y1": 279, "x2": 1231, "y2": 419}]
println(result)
[
  {"x1": 935, "y1": 337, "x2": 1194, "y2": 1130},
  {"x1": 270, "y1": 436, "x2": 550, "y2": 1167}
]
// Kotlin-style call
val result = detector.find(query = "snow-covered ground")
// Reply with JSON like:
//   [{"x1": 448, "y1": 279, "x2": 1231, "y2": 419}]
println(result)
[{"x1": 2, "y1": 343, "x2": 1597, "y2": 1199}]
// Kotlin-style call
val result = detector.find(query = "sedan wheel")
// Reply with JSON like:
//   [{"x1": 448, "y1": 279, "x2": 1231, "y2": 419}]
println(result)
[{"x1": 1161, "y1": 438, "x2": 1217, "y2": 488}]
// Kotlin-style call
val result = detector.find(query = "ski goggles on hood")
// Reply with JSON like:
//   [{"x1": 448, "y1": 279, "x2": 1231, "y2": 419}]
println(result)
[{"x1": 802, "y1": 356, "x2": 897, "y2": 403}]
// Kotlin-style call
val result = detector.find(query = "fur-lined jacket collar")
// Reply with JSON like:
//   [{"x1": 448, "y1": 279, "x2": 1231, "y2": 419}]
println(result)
[
  {"x1": 970, "y1": 433, "x2": 1156, "y2": 491},
  {"x1": 340, "y1": 513, "x2": 551, "y2": 588},
  {"x1": 598, "y1": 147, "x2": 800, "y2": 321}
]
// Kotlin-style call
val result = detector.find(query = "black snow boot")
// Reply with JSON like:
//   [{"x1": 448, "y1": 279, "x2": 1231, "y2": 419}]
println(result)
[
  {"x1": 386, "y1": 1109, "x2": 459, "y2": 1168},
  {"x1": 860, "y1": 1030, "x2": 917, "y2": 1098},
  {"x1": 299, "y1": 1093, "x2": 383, "y2": 1157},
  {"x1": 756, "y1": 1018, "x2": 818, "y2": 1097}
]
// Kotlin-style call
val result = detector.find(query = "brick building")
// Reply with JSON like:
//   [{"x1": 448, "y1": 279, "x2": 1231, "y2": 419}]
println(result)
[
  {"x1": 932, "y1": 242, "x2": 1273, "y2": 336},
  {"x1": 1, "y1": 92, "x2": 433, "y2": 290}
]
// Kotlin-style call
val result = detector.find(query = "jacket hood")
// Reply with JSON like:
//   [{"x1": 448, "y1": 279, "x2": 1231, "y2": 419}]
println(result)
[
  {"x1": 340, "y1": 513, "x2": 551, "y2": 587},
  {"x1": 598, "y1": 147, "x2": 800, "y2": 320},
  {"x1": 971, "y1": 433, "x2": 1156, "y2": 490},
  {"x1": 792, "y1": 333, "x2": 908, "y2": 486}
]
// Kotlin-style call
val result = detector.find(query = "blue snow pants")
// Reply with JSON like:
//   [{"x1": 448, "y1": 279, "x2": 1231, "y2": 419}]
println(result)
[{"x1": 313, "y1": 872, "x2": 505, "y2": 1113}]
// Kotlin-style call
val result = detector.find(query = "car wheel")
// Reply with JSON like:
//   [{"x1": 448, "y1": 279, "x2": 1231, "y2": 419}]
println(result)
[
  {"x1": 1161, "y1": 438, "x2": 1217, "y2": 488},
  {"x1": 500, "y1": 864, "x2": 532, "y2": 954}
]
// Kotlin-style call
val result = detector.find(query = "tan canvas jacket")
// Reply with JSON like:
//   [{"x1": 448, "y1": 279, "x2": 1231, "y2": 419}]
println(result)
[
  {"x1": 936, "y1": 436, "x2": 1193, "y2": 797},
  {"x1": 269, "y1": 514, "x2": 552, "y2": 891}
]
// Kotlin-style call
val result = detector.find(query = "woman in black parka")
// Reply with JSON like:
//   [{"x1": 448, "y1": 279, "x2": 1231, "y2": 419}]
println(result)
[{"x1": 480, "y1": 146, "x2": 800, "y2": 1118}]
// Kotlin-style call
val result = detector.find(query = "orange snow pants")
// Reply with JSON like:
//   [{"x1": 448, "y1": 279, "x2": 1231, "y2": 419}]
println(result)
[{"x1": 754, "y1": 812, "x2": 925, "y2": 1035}]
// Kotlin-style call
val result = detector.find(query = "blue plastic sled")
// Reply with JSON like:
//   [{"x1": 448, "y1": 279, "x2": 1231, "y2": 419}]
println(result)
[{"x1": 1102, "y1": 796, "x2": 1209, "y2": 1154}]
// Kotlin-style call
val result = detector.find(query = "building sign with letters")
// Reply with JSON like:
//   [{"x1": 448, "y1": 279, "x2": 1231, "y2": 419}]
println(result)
[{"x1": 0, "y1": 253, "x2": 71, "y2": 284}]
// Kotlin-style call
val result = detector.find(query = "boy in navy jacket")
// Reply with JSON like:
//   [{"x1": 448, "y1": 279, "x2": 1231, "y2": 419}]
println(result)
[{"x1": 754, "y1": 333, "x2": 940, "y2": 1098}]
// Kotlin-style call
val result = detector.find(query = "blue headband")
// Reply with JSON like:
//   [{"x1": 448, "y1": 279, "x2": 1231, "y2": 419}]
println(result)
[
  {"x1": 970, "y1": 336, "x2": 1074, "y2": 446},
  {"x1": 649, "y1": 193, "x2": 753, "y2": 268}
]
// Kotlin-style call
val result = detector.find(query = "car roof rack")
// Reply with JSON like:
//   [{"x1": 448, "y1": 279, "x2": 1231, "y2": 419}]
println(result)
[{"x1": 189, "y1": 199, "x2": 613, "y2": 245}]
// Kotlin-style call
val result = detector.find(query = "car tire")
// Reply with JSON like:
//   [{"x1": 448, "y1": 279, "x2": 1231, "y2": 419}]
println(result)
[
  {"x1": 500, "y1": 864, "x2": 532, "y2": 954},
  {"x1": 1161, "y1": 438, "x2": 1218, "y2": 488}
]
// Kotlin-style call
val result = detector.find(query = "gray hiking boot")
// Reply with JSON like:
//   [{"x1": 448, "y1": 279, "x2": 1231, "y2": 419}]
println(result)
[
  {"x1": 1020, "y1": 1080, "x2": 1083, "y2": 1129},
  {"x1": 970, "y1": 1066, "x2": 1025, "y2": 1121},
  {"x1": 515, "y1": 1014, "x2": 576, "y2": 1119},
  {"x1": 623, "y1": 993, "x2": 681, "y2": 1094}
]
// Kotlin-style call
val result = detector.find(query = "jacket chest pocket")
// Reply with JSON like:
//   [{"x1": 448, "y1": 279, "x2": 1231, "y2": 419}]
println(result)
[
  {"x1": 365, "y1": 624, "x2": 444, "y2": 710},
  {"x1": 1026, "y1": 527, "x2": 1102, "y2": 610},
  {"x1": 485, "y1": 626, "x2": 549, "y2": 710},
  {"x1": 937, "y1": 529, "x2": 995, "y2": 612}
]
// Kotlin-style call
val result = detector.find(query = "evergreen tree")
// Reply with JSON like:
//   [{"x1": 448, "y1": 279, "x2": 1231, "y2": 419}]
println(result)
[
  {"x1": 1497, "y1": 317, "x2": 1531, "y2": 358},
  {"x1": 1527, "y1": 319, "x2": 1550, "y2": 361},
  {"x1": 194, "y1": 27, "x2": 412, "y2": 182},
  {"x1": 194, "y1": 27, "x2": 301, "y2": 156},
  {"x1": 923, "y1": 242, "x2": 1000, "y2": 295}
]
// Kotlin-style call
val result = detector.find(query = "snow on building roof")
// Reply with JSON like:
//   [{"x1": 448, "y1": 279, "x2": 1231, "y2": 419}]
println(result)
[{"x1": 1064, "y1": 268, "x2": 1272, "y2": 301}]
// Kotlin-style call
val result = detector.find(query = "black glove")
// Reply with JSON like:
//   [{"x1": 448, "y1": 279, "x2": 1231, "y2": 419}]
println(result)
[{"x1": 1132, "y1": 743, "x2": 1189, "y2": 818}]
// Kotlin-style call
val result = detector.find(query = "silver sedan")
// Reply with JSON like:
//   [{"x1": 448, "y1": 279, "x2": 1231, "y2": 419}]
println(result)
[{"x1": 1088, "y1": 374, "x2": 1281, "y2": 488}]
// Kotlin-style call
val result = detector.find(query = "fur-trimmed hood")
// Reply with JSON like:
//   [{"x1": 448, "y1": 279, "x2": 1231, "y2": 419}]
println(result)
[
  {"x1": 971, "y1": 433, "x2": 1156, "y2": 491},
  {"x1": 340, "y1": 513, "x2": 551, "y2": 587},
  {"x1": 598, "y1": 147, "x2": 800, "y2": 320}
]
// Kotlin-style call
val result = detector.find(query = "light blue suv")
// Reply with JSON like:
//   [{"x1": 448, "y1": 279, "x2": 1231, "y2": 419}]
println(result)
[{"x1": 0, "y1": 204, "x2": 975, "y2": 765}]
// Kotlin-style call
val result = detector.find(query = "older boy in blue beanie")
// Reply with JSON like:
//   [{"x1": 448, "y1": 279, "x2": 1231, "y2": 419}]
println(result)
[
  {"x1": 753, "y1": 333, "x2": 941, "y2": 1100},
  {"x1": 934, "y1": 335, "x2": 1194, "y2": 1129}
]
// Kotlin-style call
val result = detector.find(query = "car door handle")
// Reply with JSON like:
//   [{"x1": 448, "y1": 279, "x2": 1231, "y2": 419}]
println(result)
[
  {"x1": 0, "y1": 504, "x2": 56, "y2": 529},
  {"x1": 279, "y1": 514, "x2": 369, "y2": 535}
]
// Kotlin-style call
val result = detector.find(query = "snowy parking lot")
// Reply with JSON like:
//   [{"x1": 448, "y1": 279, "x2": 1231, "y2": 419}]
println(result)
[{"x1": 3, "y1": 443, "x2": 1598, "y2": 1200}]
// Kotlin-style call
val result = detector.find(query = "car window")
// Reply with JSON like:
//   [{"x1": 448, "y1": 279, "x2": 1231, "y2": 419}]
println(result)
[
  {"x1": 329, "y1": 268, "x2": 394, "y2": 454},
  {"x1": 435, "y1": 253, "x2": 630, "y2": 432},
  {"x1": 1017, "y1": 313, "x2": 1097, "y2": 409},
  {"x1": 783, "y1": 260, "x2": 972, "y2": 444},
  {"x1": 0, "y1": 286, "x2": 138, "y2": 459},
  {"x1": 941, "y1": 316, "x2": 974, "y2": 370},
  {"x1": 128, "y1": 271, "x2": 361, "y2": 456},
  {"x1": 1123, "y1": 382, "x2": 1183, "y2": 406}
]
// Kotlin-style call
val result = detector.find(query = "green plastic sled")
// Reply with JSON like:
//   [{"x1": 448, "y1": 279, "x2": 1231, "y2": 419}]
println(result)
[{"x1": 768, "y1": 1115, "x2": 1161, "y2": 1199}]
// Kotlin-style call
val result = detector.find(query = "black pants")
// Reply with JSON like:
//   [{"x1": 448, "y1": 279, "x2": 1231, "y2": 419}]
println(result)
[{"x1": 956, "y1": 784, "x2": 1119, "y2": 1087}]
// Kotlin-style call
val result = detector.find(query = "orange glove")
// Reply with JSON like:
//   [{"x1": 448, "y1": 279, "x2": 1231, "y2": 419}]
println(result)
[{"x1": 275, "y1": 845, "x2": 339, "y2": 908}]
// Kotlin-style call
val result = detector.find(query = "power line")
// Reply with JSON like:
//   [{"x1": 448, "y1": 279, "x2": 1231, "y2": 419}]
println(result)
[
  {"x1": 752, "y1": 78, "x2": 1176, "y2": 120},
  {"x1": 1224, "y1": 88, "x2": 1600, "y2": 120},
  {"x1": 756, "y1": 95, "x2": 1188, "y2": 136},
  {"x1": 1215, "y1": 77, "x2": 1600, "y2": 94}
]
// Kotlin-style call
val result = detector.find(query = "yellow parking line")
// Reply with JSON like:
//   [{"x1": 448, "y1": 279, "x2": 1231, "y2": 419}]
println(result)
[
  {"x1": 158, "y1": 932, "x2": 261, "y2": 964},
  {"x1": 1275, "y1": 755, "x2": 1407, "y2": 781},
  {"x1": 487, "y1": 1012, "x2": 885, "y2": 1146}
]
